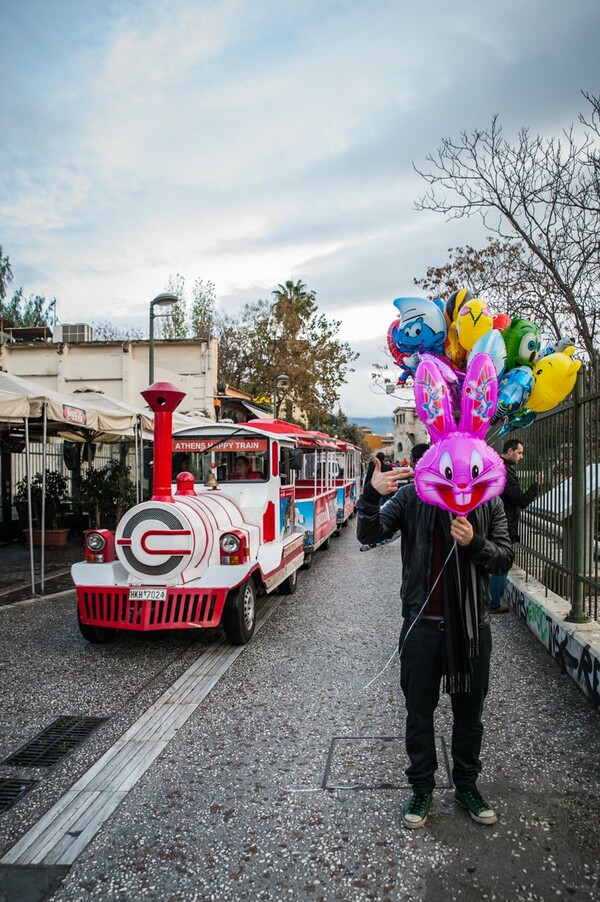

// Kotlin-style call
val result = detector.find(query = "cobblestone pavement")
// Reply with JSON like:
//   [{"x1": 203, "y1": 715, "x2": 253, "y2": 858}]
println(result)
[{"x1": 0, "y1": 521, "x2": 599, "y2": 901}]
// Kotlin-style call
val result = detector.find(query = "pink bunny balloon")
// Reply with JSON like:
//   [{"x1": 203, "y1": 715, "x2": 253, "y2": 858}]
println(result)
[{"x1": 413, "y1": 353, "x2": 506, "y2": 516}]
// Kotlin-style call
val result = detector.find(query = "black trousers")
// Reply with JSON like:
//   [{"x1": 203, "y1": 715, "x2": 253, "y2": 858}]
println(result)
[{"x1": 399, "y1": 620, "x2": 492, "y2": 794}]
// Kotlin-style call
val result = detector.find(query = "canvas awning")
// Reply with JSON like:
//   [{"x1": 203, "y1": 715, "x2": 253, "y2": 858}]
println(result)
[{"x1": 0, "y1": 389, "x2": 30, "y2": 421}]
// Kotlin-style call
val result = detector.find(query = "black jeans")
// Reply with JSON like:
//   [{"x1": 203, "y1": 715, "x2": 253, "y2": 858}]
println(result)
[{"x1": 399, "y1": 620, "x2": 492, "y2": 794}]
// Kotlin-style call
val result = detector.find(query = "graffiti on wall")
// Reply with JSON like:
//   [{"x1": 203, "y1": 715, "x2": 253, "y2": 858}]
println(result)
[{"x1": 505, "y1": 581, "x2": 600, "y2": 709}]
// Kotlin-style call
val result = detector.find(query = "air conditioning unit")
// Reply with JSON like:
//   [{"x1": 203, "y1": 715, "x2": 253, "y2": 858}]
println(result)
[{"x1": 53, "y1": 323, "x2": 94, "y2": 343}]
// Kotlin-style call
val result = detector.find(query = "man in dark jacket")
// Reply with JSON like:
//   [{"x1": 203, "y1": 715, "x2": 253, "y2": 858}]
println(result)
[
  {"x1": 489, "y1": 439, "x2": 539, "y2": 613},
  {"x1": 357, "y1": 457, "x2": 513, "y2": 830}
]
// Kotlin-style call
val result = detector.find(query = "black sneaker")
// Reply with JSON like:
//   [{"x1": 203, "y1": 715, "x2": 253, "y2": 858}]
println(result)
[
  {"x1": 454, "y1": 788, "x2": 497, "y2": 825},
  {"x1": 402, "y1": 791, "x2": 433, "y2": 829}
]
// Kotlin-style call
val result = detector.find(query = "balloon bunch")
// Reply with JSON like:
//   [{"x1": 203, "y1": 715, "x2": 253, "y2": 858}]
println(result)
[
  {"x1": 387, "y1": 289, "x2": 581, "y2": 438},
  {"x1": 412, "y1": 352, "x2": 506, "y2": 516}
]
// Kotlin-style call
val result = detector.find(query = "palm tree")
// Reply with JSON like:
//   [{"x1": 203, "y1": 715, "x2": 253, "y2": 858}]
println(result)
[{"x1": 271, "y1": 280, "x2": 314, "y2": 337}]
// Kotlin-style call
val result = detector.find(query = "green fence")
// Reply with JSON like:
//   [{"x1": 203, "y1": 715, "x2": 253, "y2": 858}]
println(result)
[{"x1": 492, "y1": 361, "x2": 600, "y2": 623}]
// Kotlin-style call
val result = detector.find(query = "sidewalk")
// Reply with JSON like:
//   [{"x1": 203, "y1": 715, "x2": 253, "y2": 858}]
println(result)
[{"x1": 0, "y1": 539, "x2": 82, "y2": 606}]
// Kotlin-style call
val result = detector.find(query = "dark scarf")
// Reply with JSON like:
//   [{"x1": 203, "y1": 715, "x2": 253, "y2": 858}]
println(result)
[{"x1": 437, "y1": 510, "x2": 480, "y2": 694}]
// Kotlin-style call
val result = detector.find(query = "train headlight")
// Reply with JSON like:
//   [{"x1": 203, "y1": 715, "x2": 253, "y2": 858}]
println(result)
[
  {"x1": 220, "y1": 533, "x2": 241, "y2": 554},
  {"x1": 219, "y1": 531, "x2": 249, "y2": 565},
  {"x1": 84, "y1": 528, "x2": 115, "y2": 563},
  {"x1": 86, "y1": 532, "x2": 106, "y2": 552}
]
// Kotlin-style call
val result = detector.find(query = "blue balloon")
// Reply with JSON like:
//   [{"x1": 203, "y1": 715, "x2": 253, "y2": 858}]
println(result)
[
  {"x1": 497, "y1": 408, "x2": 537, "y2": 437},
  {"x1": 496, "y1": 366, "x2": 534, "y2": 418},
  {"x1": 468, "y1": 329, "x2": 507, "y2": 378}
]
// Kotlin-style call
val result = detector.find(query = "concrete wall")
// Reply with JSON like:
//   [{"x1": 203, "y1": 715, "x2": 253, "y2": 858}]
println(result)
[
  {"x1": 0, "y1": 338, "x2": 219, "y2": 418},
  {"x1": 506, "y1": 568, "x2": 600, "y2": 709}
]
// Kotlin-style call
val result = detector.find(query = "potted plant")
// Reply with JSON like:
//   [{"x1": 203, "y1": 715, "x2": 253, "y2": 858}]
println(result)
[
  {"x1": 14, "y1": 469, "x2": 71, "y2": 546},
  {"x1": 78, "y1": 460, "x2": 136, "y2": 529}
]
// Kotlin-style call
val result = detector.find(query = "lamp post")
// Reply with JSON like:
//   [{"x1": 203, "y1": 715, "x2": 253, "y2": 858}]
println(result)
[
  {"x1": 273, "y1": 373, "x2": 290, "y2": 419},
  {"x1": 149, "y1": 292, "x2": 179, "y2": 384}
]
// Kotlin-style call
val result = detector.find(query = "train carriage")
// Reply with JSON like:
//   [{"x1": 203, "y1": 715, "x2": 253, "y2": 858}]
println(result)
[{"x1": 72, "y1": 383, "x2": 357, "y2": 647}]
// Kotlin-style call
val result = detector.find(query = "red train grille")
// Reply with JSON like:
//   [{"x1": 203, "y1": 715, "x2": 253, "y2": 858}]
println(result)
[{"x1": 78, "y1": 588, "x2": 227, "y2": 631}]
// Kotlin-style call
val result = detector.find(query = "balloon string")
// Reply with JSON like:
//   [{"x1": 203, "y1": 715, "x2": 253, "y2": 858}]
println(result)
[{"x1": 362, "y1": 540, "x2": 458, "y2": 690}]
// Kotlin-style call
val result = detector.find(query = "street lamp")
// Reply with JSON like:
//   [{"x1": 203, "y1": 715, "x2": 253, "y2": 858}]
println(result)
[
  {"x1": 273, "y1": 373, "x2": 290, "y2": 419},
  {"x1": 149, "y1": 292, "x2": 179, "y2": 384}
]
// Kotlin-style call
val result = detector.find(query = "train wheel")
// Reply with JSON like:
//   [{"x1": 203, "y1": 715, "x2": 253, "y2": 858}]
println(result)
[
  {"x1": 77, "y1": 611, "x2": 116, "y2": 644},
  {"x1": 223, "y1": 579, "x2": 256, "y2": 645},
  {"x1": 301, "y1": 552, "x2": 313, "y2": 570},
  {"x1": 320, "y1": 536, "x2": 331, "y2": 551},
  {"x1": 333, "y1": 528, "x2": 341, "y2": 537},
  {"x1": 279, "y1": 568, "x2": 298, "y2": 596}
]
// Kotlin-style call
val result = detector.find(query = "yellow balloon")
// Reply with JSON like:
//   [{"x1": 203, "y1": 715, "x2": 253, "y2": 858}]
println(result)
[
  {"x1": 456, "y1": 297, "x2": 494, "y2": 351},
  {"x1": 527, "y1": 347, "x2": 581, "y2": 412}
]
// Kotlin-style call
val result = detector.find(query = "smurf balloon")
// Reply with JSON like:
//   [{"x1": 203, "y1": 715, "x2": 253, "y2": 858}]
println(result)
[
  {"x1": 391, "y1": 296, "x2": 447, "y2": 357},
  {"x1": 413, "y1": 353, "x2": 506, "y2": 516},
  {"x1": 526, "y1": 346, "x2": 581, "y2": 412}
]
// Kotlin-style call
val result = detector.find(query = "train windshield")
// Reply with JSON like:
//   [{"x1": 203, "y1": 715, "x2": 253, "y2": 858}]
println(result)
[{"x1": 172, "y1": 435, "x2": 269, "y2": 483}]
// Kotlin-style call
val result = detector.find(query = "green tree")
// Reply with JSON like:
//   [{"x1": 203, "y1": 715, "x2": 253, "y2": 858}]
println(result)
[
  {"x1": 0, "y1": 245, "x2": 12, "y2": 302},
  {"x1": 414, "y1": 93, "x2": 600, "y2": 358},
  {"x1": 0, "y1": 247, "x2": 54, "y2": 328},
  {"x1": 157, "y1": 274, "x2": 217, "y2": 340},
  {"x1": 158, "y1": 273, "x2": 187, "y2": 339},
  {"x1": 321, "y1": 409, "x2": 370, "y2": 457},
  {"x1": 216, "y1": 282, "x2": 358, "y2": 428}
]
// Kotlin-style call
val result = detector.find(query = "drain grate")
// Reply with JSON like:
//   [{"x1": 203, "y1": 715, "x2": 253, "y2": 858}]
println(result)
[
  {"x1": 2, "y1": 716, "x2": 107, "y2": 768},
  {"x1": 0, "y1": 778, "x2": 37, "y2": 814}
]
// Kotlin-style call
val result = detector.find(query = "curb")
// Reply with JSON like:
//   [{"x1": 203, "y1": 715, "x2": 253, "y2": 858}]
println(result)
[{"x1": 506, "y1": 567, "x2": 600, "y2": 709}]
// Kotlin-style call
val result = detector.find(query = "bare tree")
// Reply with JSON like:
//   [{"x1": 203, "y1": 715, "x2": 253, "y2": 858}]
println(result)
[
  {"x1": 91, "y1": 321, "x2": 144, "y2": 341},
  {"x1": 414, "y1": 95, "x2": 600, "y2": 359}
]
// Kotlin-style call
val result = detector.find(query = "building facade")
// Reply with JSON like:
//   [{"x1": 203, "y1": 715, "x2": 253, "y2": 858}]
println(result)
[
  {"x1": 392, "y1": 404, "x2": 429, "y2": 463},
  {"x1": 0, "y1": 335, "x2": 219, "y2": 418}
]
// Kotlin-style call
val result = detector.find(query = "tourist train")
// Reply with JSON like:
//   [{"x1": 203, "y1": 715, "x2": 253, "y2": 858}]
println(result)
[{"x1": 72, "y1": 382, "x2": 362, "y2": 645}]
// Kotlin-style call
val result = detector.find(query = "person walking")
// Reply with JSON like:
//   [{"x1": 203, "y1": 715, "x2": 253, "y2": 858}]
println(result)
[
  {"x1": 357, "y1": 457, "x2": 513, "y2": 829},
  {"x1": 489, "y1": 439, "x2": 540, "y2": 614}
]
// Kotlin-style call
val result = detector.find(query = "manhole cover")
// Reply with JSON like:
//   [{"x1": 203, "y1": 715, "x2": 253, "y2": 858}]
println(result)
[
  {"x1": 322, "y1": 735, "x2": 452, "y2": 790},
  {"x1": 0, "y1": 778, "x2": 37, "y2": 814},
  {"x1": 2, "y1": 716, "x2": 107, "y2": 768}
]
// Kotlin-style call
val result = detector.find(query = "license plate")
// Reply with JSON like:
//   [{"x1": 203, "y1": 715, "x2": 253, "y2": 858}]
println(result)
[{"x1": 129, "y1": 588, "x2": 167, "y2": 601}]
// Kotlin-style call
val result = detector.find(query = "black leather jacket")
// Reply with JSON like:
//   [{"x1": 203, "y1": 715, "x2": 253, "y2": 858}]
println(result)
[
  {"x1": 357, "y1": 482, "x2": 513, "y2": 626},
  {"x1": 501, "y1": 460, "x2": 538, "y2": 544}
]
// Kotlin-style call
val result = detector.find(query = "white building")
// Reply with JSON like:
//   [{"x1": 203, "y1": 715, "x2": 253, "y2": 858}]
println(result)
[
  {"x1": 0, "y1": 328, "x2": 219, "y2": 418},
  {"x1": 392, "y1": 403, "x2": 429, "y2": 462}
]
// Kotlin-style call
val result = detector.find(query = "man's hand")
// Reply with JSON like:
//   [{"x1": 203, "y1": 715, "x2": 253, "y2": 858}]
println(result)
[
  {"x1": 450, "y1": 515, "x2": 474, "y2": 546},
  {"x1": 370, "y1": 458, "x2": 413, "y2": 496}
]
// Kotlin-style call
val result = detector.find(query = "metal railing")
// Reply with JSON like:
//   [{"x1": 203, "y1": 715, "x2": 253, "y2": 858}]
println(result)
[{"x1": 494, "y1": 362, "x2": 600, "y2": 623}]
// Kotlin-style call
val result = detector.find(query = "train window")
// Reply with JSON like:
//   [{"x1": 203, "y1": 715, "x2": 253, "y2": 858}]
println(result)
[{"x1": 219, "y1": 452, "x2": 267, "y2": 482}]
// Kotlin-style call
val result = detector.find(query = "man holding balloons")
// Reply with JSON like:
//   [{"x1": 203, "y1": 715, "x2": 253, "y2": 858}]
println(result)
[{"x1": 357, "y1": 352, "x2": 513, "y2": 831}]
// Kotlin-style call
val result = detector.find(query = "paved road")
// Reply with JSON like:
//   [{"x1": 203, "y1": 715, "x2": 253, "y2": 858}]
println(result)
[{"x1": 0, "y1": 521, "x2": 599, "y2": 901}]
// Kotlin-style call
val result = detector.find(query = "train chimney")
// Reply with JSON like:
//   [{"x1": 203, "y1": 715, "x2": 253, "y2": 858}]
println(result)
[{"x1": 141, "y1": 382, "x2": 186, "y2": 502}]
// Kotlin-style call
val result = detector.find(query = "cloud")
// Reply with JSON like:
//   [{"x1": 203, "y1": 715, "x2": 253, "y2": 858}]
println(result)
[{"x1": 0, "y1": 0, "x2": 598, "y2": 418}]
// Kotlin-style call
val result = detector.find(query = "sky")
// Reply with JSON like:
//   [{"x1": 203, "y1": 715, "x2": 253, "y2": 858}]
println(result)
[{"x1": 1, "y1": 0, "x2": 598, "y2": 419}]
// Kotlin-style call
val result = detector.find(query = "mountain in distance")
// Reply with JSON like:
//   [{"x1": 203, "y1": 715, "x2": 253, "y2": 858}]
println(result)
[{"x1": 349, "y1": 415, "x2": 394, "y2": 435}]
